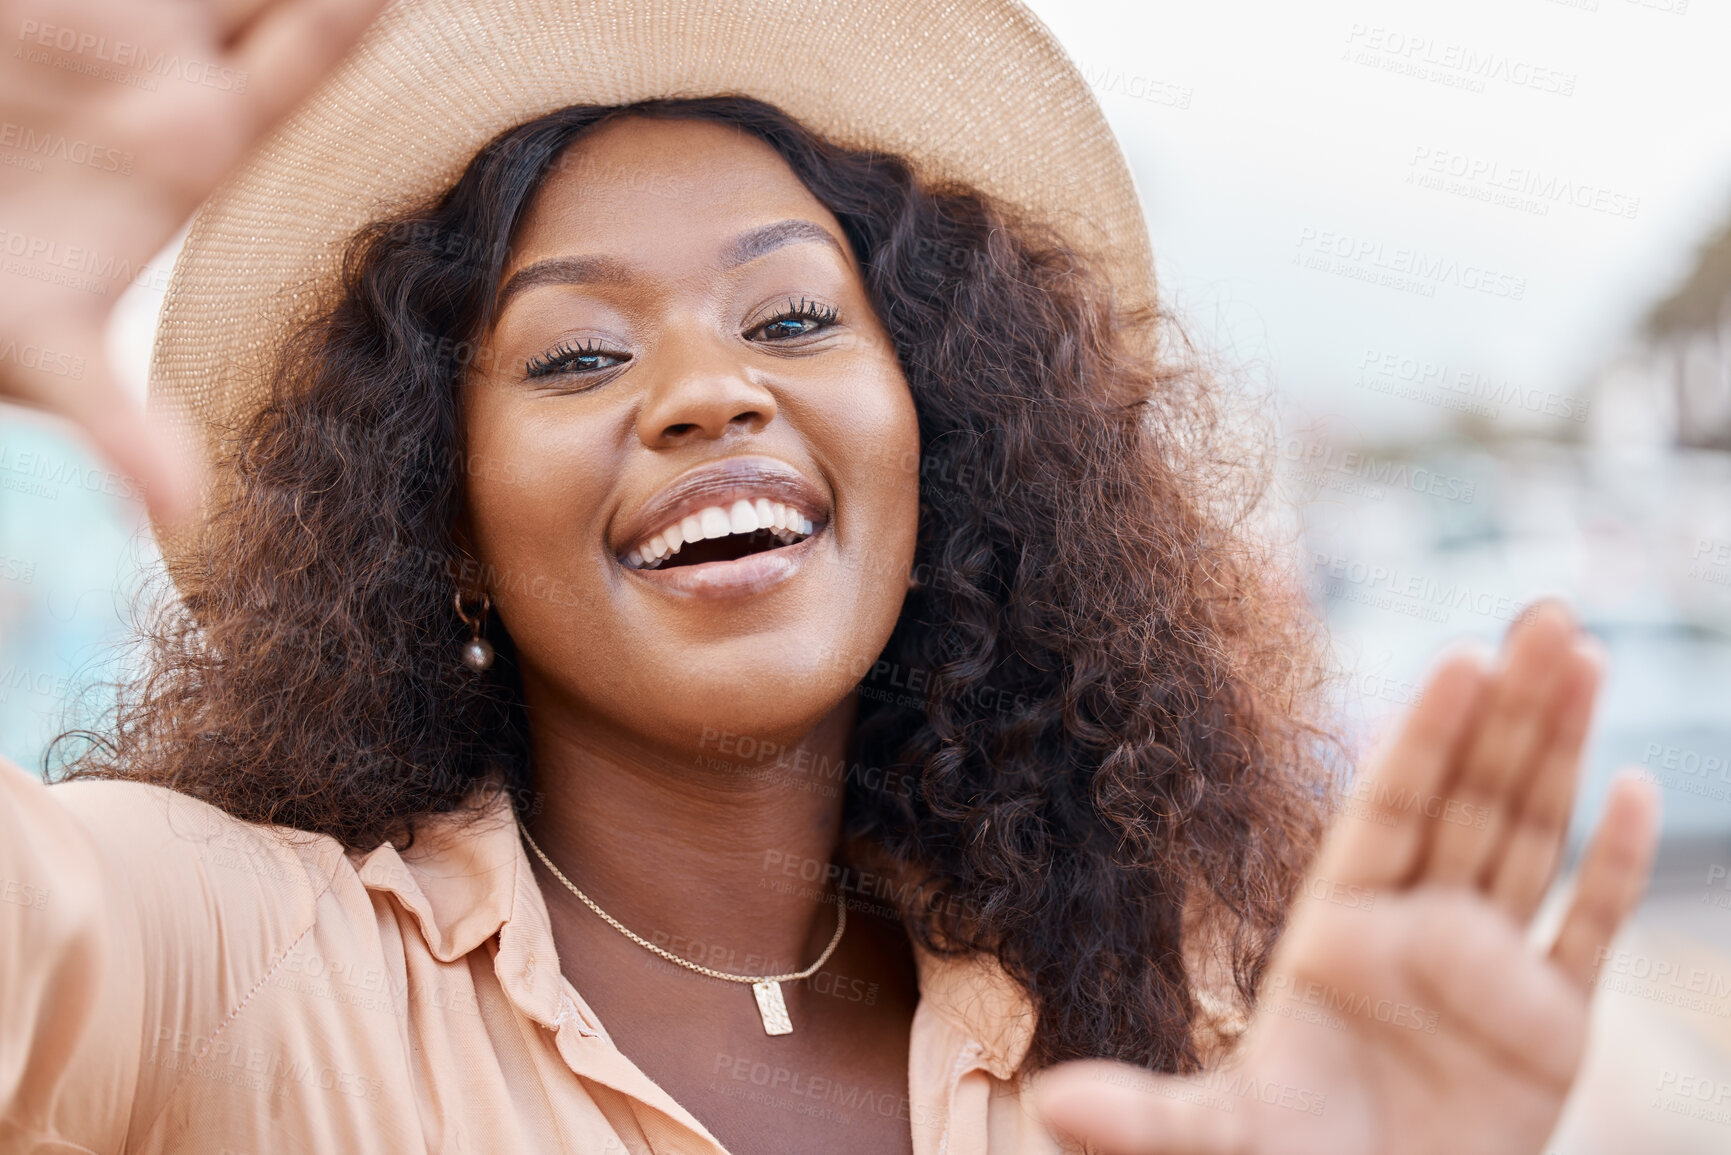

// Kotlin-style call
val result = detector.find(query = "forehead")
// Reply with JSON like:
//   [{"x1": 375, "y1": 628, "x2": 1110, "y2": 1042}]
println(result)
[{"x1": 506, "y1": 115, "x2": 841, "y2": 267}]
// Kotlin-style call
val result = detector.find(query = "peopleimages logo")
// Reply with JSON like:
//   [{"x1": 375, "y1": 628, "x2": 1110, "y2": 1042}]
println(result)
[
  {"x1": 0, "y1": 443, "x2": 141, "y2": 501},
  {"x1": 1342, "y1": 24, "x2": 1577, "y2": 97},
  {"x1": 1355, "y1": 348, "x2": 1591, "y2": 423},
  {"x1": 0, "y1": 226, "x2": 176, "y2": 295},
  {"x1": 1690, "y1": 539, "x2": 1731, "y2": 589},
  {"x1": 1407, "y1": 146, "x2": 1640, "y2": 221},
  {"x1": 1276, "y1": 436, "x2": 1477, "y2": 504},
  {"x1": 16, "y1": 20, "x2": 249, "y2": 92},
  {"x1": 1294, "y1": 227, "x2": 1527, "y2": 302},
  {"x1": 1309, "y1": 552, "x2": 1529, "y2": 625},
  {"x1": 0, "y1": 121, "x2": 133, "y2": 174},
  {"x1": 1076, "y1": 61, "x2": 1194, "y2": 110}
]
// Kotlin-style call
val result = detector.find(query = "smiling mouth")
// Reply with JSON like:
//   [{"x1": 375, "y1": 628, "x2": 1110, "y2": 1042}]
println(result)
[{"x1": 624, "y1": 499, "x2": 816, "y2": 571}]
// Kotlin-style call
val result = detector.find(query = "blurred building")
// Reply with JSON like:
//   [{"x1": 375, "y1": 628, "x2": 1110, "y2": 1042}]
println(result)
[
  {"x1": 1591, "y1": 213, "x2": 1731, "y2": 457},
  {"x1": 1647, "y1": 217, "x2": 1731, "y2": 451}
]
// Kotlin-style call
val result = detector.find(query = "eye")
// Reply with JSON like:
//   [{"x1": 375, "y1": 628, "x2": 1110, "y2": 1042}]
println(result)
[
  {"x1": 750, "y1": 296, "x2": 840, "y2": 342},
  {"x1": 524, "y1": 339, "x2": 629, "y2": 380}
]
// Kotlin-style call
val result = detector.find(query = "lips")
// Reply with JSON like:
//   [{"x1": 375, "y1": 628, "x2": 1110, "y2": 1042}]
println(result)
[{"x1": 612, "y1": 456, "x2": 830, "y2": 580}]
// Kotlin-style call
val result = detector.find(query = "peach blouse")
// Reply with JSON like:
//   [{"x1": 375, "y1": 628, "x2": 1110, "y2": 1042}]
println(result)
[{"x1": 0, "y1": 758, "x2": 1060, "y2": 1154}]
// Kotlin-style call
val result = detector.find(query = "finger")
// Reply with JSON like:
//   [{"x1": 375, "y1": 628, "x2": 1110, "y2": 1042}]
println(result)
[
  {"x1": 210, "y1": 0, "x2": 281, "y2": 42},
  {"x1": 15, "y1": 357, "x2": 206, "y2": 532},
  {"x1": 1422, "y1": 601, "x2": 1579, "y2": 888},
  {"x1": 1033, "y1": 1061, "x2": 1249, "y2": 1155},
  {"x1": 1486, "y1": 638, "x2": 1605, "y2": 921},
  {"x1": 1549, "y1": 773, "x2": 1660, "y2": 988},
  {"x1": 96, "y1": 391, "x2": 207, "y2": 533},
  {"x1": 1313, "y1": 645, "x2": 1490, "y2": 889},
  {"x1": 226, "y1": 0, "x2": 393, "y2": 133}
]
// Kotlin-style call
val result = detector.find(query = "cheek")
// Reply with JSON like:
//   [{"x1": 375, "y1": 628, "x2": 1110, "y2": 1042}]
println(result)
[
  {"x1": 858, "y1": 368, "x2": 922, "y2": 532},
  {"x1": 880, "y1": 397, "x2": 923, "y2": 560},
  {"x1": 460, "y1": 394, "x2": 615, "y2": 601},
  {"x1": 817, "y1": 360, "x2": 922, "y2": 601}
]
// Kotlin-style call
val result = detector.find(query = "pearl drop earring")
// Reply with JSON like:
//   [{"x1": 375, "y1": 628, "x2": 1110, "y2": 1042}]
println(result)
[{"x1": 455, "y1": 589, "x2": 494, "y2": 672}]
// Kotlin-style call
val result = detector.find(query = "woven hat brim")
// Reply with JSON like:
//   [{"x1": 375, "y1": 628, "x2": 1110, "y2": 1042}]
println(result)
[{"x1": 149, "y1": 0, "x2": 1155, "y2": 572}]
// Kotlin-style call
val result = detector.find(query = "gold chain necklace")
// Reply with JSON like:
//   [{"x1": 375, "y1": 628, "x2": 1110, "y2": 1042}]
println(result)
[{"x1": 518, "y1": 819, "x2": 846, "y2": 1036}]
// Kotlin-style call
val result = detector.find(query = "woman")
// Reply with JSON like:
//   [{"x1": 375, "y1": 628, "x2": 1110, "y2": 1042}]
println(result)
[{"x1": 0, "y1": 0, "x2": 1657, "y2": 1152}]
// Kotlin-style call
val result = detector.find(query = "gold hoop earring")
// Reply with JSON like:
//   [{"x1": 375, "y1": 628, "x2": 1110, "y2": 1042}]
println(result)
[{"x1": 455, "y1": 589, "x2": 494, "y2": 672}]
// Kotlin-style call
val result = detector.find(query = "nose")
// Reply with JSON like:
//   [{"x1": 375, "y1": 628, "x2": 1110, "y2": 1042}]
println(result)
[{"x1": 635, "y1": 331, "x2": 778, "y2": 447}]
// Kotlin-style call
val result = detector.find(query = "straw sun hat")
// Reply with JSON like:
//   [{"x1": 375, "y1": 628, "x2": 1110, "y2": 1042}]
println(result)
[{"x1": 149, "y1": 0, "x2": 1156, "y2": 559}]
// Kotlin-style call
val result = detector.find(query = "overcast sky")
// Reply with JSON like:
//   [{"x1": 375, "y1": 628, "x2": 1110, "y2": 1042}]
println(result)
[{"x1": 1023, "y1": 0, "x2": 1731, "y2": 443}]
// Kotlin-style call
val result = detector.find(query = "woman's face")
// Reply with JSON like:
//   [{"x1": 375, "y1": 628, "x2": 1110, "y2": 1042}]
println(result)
[{"x1": 462, "y1": 115, "x2": 921, "y2": 758}]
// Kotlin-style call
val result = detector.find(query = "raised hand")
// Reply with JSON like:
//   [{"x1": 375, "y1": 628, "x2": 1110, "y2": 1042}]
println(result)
[
  {"x1": 0, "y1": 0, "x2": 388, "y2": 527},
  {"x1": 1035, "y1": 601, "x2": 1659, "y2": 1155}
]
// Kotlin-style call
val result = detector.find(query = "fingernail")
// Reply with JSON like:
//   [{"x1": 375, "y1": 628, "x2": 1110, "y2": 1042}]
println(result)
[
  {"x1": 1437, "y1": 637, "x2": 1495, "y2": 672},
  {"x1": 1520, "y1": 597, "x2": 1574, "y2": 630},
  {"x1": 1572, "y1": 632, "x2": 1610, "y2": 671}
]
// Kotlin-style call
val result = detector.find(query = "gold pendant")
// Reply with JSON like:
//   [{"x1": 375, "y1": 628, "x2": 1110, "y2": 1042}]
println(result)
[{"x1": 752, "y1": 980, "x2": 793, "y2": 1035}]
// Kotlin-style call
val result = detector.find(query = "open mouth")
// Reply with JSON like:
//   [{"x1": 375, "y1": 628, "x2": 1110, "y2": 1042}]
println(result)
[{"x1": 624, "y1": 499, "x2": 816, "y2": 571}]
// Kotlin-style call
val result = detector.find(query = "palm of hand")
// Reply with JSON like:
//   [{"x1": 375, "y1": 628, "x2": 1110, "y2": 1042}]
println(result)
[
  {"x1": 1232, "y1": 887, "x2": 1585, "y2": 1155},
  {"x1": 1037, "y1": 603, "x2": 1658, "y2": 1155}
]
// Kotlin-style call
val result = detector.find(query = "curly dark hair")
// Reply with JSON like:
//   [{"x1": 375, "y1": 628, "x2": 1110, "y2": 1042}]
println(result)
[{"x1": 58, "y1": 95, "x2": 1336, "y2": 1074}]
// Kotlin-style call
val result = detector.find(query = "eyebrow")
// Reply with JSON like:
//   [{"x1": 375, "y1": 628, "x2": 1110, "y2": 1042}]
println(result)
[
  {"x1": 494, "y1": 218, "x2": 847, "y2": 311},
  {"x1": 719, "y1": 218, "x2": 846, "y2": 269}
]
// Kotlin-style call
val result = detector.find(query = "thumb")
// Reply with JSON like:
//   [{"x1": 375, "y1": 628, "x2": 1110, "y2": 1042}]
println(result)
[{"x1": 1032, "y1": 1060, "x2": 1249, "y2": 1155}]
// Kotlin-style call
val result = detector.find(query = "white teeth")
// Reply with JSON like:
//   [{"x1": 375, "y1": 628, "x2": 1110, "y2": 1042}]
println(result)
[
  {"x1": 626, "y1": 497, "x2": 819, "y2": 568},
  {"x1": 700, "y1": 506, "x2": 731, "y2": 539}
]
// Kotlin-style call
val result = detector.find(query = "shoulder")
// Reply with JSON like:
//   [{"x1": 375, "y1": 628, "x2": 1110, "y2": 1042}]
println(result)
[
  {"x1": 46, "y1": 781, "x2": 361, "y2": 1108},
  {"x1": 49, "y1": 777, "x2": 348, "y2": 942}
]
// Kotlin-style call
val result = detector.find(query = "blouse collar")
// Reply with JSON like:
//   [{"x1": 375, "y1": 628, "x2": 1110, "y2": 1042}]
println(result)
[{"x1": 348, "y1": 789, "x2": 1037, "y2": 1071}]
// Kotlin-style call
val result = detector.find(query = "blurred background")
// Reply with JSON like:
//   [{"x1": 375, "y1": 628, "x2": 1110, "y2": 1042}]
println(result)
[{"x1": 2, "y1": 0, "x2": 1728, "y2": 1148}]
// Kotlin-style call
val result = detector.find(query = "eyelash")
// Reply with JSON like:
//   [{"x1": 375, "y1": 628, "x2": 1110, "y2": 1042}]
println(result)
[
  {"x1": 756, "y1": 296, "x2": 839, "y2": 340},
  {"x1": 521, "y1": 298, "x2": 841, "y2": 380},
  {"x1": 524, "y1": 338, "x2": 613, "y2": 379}
]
